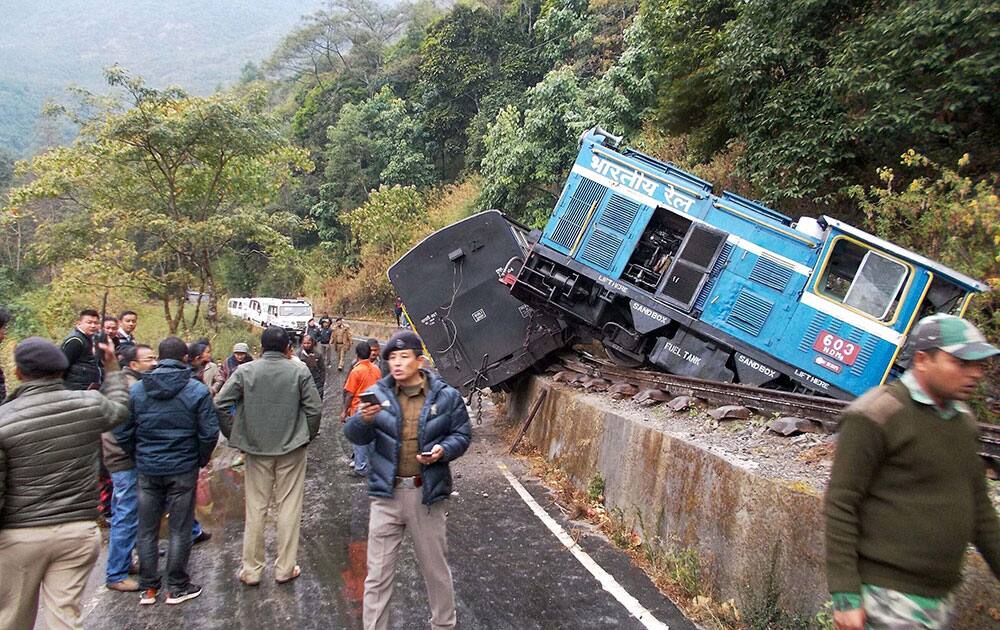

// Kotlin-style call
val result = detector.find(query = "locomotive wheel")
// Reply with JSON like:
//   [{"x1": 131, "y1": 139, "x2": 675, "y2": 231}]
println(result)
[{"x1": 603, "y1": 343, "x2": 645, "y2": 368}]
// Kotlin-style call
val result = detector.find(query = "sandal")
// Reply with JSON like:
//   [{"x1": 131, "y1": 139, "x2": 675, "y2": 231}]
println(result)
[
  {"x1": 275, "y1": 565, "x2": 301, "y2": 584},
  {"x1": 237, "y1": 570, "x2": 260, "y2": 587}
]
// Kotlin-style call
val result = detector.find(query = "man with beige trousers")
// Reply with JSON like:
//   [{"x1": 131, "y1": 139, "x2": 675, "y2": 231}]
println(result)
[
  {"x1": 215, "y1": 326, "x2": 322, "y2": 585},
  {"x1": 0, "y1": 337, "x2": 129, "y2": 629}
]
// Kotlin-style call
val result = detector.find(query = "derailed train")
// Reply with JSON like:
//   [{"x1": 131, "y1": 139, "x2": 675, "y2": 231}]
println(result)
[{"x1": 388, "y1": 128, "x2": 988, "y2": 399}]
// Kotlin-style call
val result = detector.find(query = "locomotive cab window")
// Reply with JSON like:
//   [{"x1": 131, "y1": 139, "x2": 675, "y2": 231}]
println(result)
[{"x1": 817, "y1": 238, "x2": 909, "y2": 321}]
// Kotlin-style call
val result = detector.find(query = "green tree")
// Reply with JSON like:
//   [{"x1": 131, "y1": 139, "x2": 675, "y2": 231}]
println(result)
[
  {"x1": 266, "y1": 0, "x2": 411, "y2": 93},
  {"x1": 341, "y1": 184, "x2": 427, "y2": 259},
  {"x1": 478, "y1": 16, "x2": 653, "y2": 224},
  {"x1": 413, "y1": 2, "x2": 548, "y2": 176},
  {"x1": 322, "y1": 86, "x2": 435, "y2": 215},
  {"x1": 641, "y1": 0, "x2": 737, "y2": 161},
  {"x1": 5, "y1": 68, "x2": 311, "y2": 333},
  {"x1": 719, "y1": 0, "x2": 1000, "y2": 208},
  {"x1": 851, "y1": 150, "x2": 1000, "y2": 340}
]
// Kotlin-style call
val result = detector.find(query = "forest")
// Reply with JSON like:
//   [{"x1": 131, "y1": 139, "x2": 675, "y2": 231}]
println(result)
[{"x1": 1, "y1": 0, "x2": 998, "y2": 349}]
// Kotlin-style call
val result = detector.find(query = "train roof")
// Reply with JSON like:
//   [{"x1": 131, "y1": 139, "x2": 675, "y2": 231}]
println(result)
[{"x1": 823, "y1": 216, "x2": 988, "y2": 291}]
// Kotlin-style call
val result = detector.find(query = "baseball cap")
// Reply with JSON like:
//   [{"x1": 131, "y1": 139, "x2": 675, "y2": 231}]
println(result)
[
  {"x1": 232, "y1": 342, "x2": 250, "y2": 353},
  {"x1": 908, "y1": 314, "x2": 999, "y2": 361}
]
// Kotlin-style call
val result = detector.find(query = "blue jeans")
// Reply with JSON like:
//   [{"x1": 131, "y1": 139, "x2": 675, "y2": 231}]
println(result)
[
  {"x1": 137, "y1": 469, "x2": 197, "y2": 592},
  {"x1": 106, "y1": 468, "x2": 139, "y2": 584},
  {"x1": 353, "y1": 442, "x2": 373, "y2": 475}
]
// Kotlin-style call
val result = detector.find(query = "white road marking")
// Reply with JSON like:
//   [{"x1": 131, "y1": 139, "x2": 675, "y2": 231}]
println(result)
[{"x1": 497, "y1": 463, "x2": 669, "y2": 630}]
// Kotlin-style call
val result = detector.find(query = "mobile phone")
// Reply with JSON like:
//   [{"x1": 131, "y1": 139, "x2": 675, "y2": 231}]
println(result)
[
  {"x1": 420, "y1": 451, "x2": 435, "y2": 458},
  {"x1": 359, "y1": 392, "x2": 379, "y2": 406}
]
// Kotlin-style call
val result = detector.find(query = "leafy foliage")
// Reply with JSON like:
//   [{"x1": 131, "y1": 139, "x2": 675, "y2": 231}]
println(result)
[
  {"x1": 5, "y1": 68, "x2": 311, "y2": 332},
  {"x1": 719, "y1": 0, "x2": 1000, "y2": 208},
  {"x1": 318, "y1": 86, "x2": 435, "y2": 235},
  {"x1": 851, "y1": 150, "x2": 1000, "y2": 342},
  {"x1": 342, "y1": 184, "x2": 427, "y2": 259}
]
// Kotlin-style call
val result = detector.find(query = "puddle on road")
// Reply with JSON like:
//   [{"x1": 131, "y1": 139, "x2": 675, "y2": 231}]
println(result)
[
  {"x1": 172, "y1": 432, "x2": 370, "y2": 628},
  {"x1": 192, "y1": 447, "x2": 248, "y2": 531}
]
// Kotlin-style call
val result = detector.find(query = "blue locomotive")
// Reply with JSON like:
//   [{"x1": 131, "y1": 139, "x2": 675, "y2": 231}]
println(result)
[
  {"x1": 508, "y1": 128, "x2": 987, "y2": 399},
  {"x1": 388, "y1": 128, "x2": 987, "y2": 398}
]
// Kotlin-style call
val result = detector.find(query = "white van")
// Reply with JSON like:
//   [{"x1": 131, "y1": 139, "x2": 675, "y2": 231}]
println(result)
[
  {"x1": 264, "y1": 299, "x2": 314, "y2": 338},
  {"x1": 246, "y1": 297, "x2": 276, "y2": 328},
  {"x1": 226, "y1": 297, "x2": 248, "y2": 320}
]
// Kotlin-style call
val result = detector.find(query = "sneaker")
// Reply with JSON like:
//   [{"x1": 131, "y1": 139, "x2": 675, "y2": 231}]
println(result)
[
  {"x1": 193, "y1": 531, "x2": 213, "y2": 545},
  {"x1": 107, "y1": 578, "x2": 139, "y2": 592},
  {"x1": 165, "y1": 584, "x2": 202, "y2": 605},
  {"x1": 139, "y1": 588, "x2": 158, "y2": 605}
]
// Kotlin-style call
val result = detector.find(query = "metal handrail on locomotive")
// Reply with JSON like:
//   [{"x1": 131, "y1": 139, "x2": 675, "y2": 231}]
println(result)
[{"x1": 388, "y1": 128, "x2": 987, "y2": 399}]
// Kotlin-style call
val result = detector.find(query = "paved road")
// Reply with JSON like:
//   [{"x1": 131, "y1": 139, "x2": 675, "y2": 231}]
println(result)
[{"x1": 76, "y1": 362, "x2": 695, "y2": 630}]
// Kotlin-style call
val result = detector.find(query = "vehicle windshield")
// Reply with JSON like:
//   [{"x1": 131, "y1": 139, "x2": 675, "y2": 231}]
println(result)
[
  {"x1": 819, "y1": 238, "x2": 908, "y2": 321},
  {"x1": 280, "y1": 305, "x2": 312, "y2": 317}
]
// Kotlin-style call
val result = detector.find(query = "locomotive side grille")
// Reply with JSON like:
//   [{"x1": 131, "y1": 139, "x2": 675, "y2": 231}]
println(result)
[
  {"x1": 580, "y1": 230, "x2": 621, "y2": 271},
  {"x1": 693, "y1": 242, "x2": 734, "y2": 312},
  {"x1": 749, "y1": 254, "x2": 794, "y2": 292},
  {"x1": 850, "y1": 335, "x2": 877, "y2": 376},
  {"x1": 550, "y1": 178, "x2": 606, "y2": 249},
  {"x1": 600, "y1": 194, "x2": 640, "y2": 234},
  {"x1": 727, "y1": 289, "x2": 773, "y2": 336},
  {"x1": 798, "y1": 314, "x2": 826, "y2": 351}
]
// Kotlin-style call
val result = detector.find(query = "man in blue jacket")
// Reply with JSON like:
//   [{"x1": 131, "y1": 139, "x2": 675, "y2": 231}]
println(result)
[
  {"x1": 344, "y1": 330, "x2": 471, "y2": 630},
  {"x1": 117, "y1": 336, "x2": 219, "y2": 607}
]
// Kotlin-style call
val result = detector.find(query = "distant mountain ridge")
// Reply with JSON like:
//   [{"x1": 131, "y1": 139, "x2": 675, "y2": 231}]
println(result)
[{"x1": 0, "y1": 0, "x2": 325, "y2": 156}]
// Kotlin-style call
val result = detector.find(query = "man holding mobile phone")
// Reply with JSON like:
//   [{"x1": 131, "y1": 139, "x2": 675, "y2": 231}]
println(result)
[
  {"x1": 344, "y1": 330, "x2": 471, "y2": 630},
  {"x1": 342, "y1": 342, "x2": 381, "y2": 476}
]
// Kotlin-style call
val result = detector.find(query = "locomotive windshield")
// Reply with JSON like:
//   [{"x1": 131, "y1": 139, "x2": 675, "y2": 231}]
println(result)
[{"x1": 819, "y1": 238, "x2": 909, "y2": 321}]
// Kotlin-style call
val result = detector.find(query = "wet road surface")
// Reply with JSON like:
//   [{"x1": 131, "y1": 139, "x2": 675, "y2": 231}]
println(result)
[{"x1": 77, "y1": 357, "x2": 695, "y2": 629}]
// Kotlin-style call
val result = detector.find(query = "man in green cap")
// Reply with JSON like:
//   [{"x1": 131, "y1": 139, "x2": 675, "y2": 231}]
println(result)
[{"x1": 826, "y1": 313, "x2": 1000, "y2": 629}]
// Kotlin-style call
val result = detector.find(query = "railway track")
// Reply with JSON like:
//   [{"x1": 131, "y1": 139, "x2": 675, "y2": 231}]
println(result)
[{"x1": 558, "y1": 352, "x2": 1000, "y2": 468}]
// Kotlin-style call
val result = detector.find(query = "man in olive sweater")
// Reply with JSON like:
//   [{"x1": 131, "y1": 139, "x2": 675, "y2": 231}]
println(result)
[
  {"x1": 825, "y1": 314, "x2": 1000, "y2": 629},
  {"x1": 214, "y1": 326, "x2": 322, "y2": 585}
]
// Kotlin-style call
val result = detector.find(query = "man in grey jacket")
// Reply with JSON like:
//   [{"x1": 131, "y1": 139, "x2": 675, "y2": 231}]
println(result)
[
  {"x1": 0, "y1": 336, "x2": 129, "y2": 629},
  {"x1": 215, "y1": 326, "x2": 322, "y2": 585}
]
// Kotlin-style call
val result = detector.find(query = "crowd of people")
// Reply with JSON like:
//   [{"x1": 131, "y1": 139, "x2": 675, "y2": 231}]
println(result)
[
  {"x1": 3, "y1": 298, "x2": 1000, "y2": 629},
  {"x1": 0, "y1": 305, "x2": 471, "y2": 630}
]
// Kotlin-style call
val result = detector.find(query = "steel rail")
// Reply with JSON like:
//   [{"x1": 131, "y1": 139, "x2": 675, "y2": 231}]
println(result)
[
  {"x1": 560, "y1": 354, "x2": 846, "y2": 424},
  {"x1": 557, "y1": 353, "x2": 1000, "y2": 466}
]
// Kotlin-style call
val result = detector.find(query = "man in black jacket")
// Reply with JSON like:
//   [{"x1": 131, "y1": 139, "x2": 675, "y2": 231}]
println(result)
[
  {"x1": 60, "y1": 308, "x2": 103, "y2": 390},
  {"x1": 296, "y1": 333, "x2": 325, "y2": 398},
  {"x1": 117, "y1": 337, "x2": 219, "y2": 607},
  {"x1": 0, "y1": 336, "x2": 129, "y2": 629}
]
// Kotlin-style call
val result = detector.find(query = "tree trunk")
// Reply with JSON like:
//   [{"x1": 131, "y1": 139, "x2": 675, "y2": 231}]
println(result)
[
  {"x1": 162, "y1": 294, "x2": 179, "y2": 334},
  {"x1": 175, "y1": 293, "x2": 188, "y2": 334},
  {"x1": 205, "y1": 252, "x2": 219, "y2": 327},
  {"x1": 189, "y1": 276, "x2": 206, "y2": 329}
]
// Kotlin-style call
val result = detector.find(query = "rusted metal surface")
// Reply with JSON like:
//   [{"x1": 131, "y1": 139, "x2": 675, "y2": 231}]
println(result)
[{"x1": 509, "y1": 389, "x2": 548, "y2": 454}]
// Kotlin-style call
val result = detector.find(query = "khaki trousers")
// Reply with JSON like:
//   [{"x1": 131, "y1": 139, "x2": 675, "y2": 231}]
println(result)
[
  {"x1": 242, "y1": 447, "x2": 307, "y2": 582},
  {"x1": 334, "y1": 343, "x2": 348, "y2": 370},
  {"x1": 364, "y1": 489, "x2": 455, "y2": 630},
  {"x1": 0, "y1": 520, "x2": 100, "y2": 630}
]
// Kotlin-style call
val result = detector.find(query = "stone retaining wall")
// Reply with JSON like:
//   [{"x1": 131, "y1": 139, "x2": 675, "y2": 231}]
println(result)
[{"x1": 505, "y1": 377, "x2": 1000, "y2": 627}]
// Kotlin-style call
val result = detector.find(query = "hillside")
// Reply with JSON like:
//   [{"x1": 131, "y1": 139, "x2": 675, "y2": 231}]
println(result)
[{"x1": 0, "y1": 0, "x2": 325, "y2": 155}]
